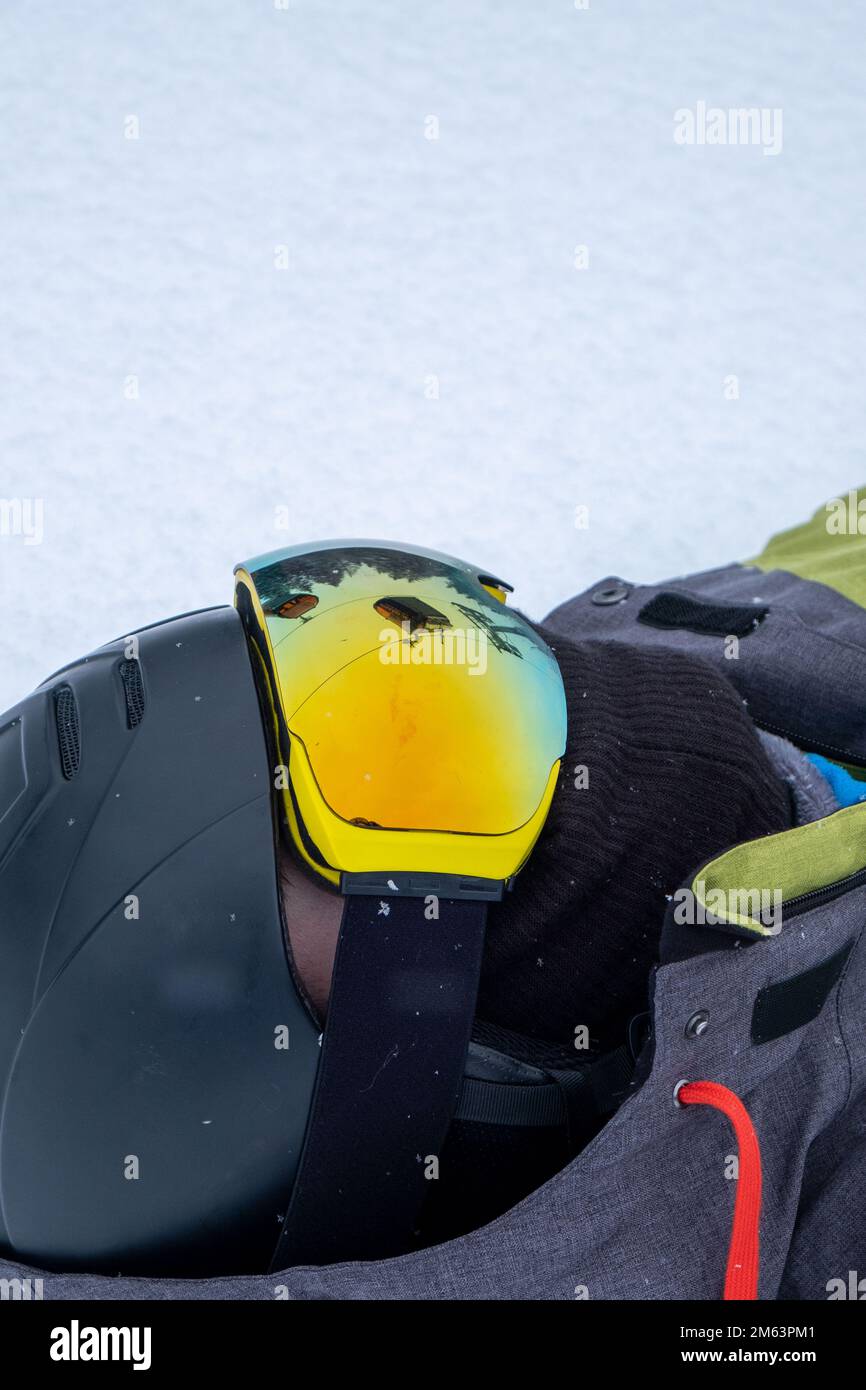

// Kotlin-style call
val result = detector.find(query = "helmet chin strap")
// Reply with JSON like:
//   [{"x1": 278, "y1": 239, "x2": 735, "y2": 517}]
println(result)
[{"x1": 271, "y1": 892, "x2": 488, "y2": 1269}]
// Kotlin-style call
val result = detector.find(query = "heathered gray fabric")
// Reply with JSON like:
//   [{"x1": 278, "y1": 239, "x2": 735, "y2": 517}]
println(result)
[
  {"x1": 543, "y1": 563, "x2": 866, "y2": 766},
  {"x1": 777, "y1": 1081, "x2": 866, "y2": 1299},
  {"x1": 2, "y1": 884, "x2": 864, "y2": 1300},
  {"x1": 758, "y1": 730, "x2": 840, "y2": 824}
]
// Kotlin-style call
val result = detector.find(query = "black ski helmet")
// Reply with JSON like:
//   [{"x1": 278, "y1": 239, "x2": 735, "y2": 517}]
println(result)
[{"x1": 0, "y1": 541, "x2": 567, "y2": 1274}]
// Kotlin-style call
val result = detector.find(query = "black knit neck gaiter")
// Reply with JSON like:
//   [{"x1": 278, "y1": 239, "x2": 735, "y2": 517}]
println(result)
[{"x1": 479, "y1": 628, "x2": 794, "y2": 1053}]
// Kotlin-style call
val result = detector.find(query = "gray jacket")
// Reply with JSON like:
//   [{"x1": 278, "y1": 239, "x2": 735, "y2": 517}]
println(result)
[{"x1": 3, "y1": 556, "x2": 864, "y2": 1300}]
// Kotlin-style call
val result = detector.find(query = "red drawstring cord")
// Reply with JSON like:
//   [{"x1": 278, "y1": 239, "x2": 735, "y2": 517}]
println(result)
[{"x1": 678, "y1": 1081, "x2": 762, "y2": 1301}]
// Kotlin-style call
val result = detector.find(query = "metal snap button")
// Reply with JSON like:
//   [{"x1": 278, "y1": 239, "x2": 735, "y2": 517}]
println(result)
[
  {"x1": 590, "y1": 581, "x2": 631, "y2": 606},
  {"x1": 685, "y1": 1010, "x2": 710, "y2": 1039}
]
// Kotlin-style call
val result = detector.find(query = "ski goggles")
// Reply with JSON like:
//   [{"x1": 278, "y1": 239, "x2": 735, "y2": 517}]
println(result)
[{"x1": 234, "y1": 540, "x2": 567, "y2": 897}]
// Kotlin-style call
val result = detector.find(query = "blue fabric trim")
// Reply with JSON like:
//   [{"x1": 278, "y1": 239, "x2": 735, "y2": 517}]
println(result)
[{"x1": 806, "y1": 754, "x2": 866, "y2": 807}]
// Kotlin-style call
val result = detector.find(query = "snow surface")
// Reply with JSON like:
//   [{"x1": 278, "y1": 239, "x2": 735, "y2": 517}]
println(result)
[{"x1": 1, "y1": 0, "x2": 864, "y2": 711}]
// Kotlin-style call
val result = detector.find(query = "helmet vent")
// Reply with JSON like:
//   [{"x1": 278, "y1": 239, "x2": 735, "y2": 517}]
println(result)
[
  {"x1": 119, "y1": 658, "x2": 146, "y2": 728},
  {"x1": 54, "y1": 684, "x2": 81, "y2": 780}
]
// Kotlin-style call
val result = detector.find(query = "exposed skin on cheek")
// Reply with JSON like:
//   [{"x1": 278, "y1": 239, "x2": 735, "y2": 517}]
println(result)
[{"x1": 278, "y1": 849, "x2": 343, "y2": 1022}]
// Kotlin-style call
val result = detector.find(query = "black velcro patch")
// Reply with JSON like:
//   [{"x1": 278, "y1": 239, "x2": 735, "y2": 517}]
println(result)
[
  {"x1": 638, "y1": 591, "x2": 768, "y2": 638},
  {"x1": 751, "y1": 940, "x2": 854, "y2": 1045}
]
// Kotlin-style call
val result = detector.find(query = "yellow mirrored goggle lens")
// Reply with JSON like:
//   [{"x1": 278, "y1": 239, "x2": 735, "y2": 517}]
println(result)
[{"x1": 234, "y1": 541, "x2": 566, "y2": 880}]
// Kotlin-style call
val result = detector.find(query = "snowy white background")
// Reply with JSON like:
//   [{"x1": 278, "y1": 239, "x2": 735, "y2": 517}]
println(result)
[{"x1": 1, "y1": 0, "x2": 864, "y2": 711}]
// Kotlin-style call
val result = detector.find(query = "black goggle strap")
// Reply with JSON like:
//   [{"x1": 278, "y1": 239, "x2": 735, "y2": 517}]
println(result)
[{"x1": 271, "y1": 891, "x2": 488, "y2": 1270}]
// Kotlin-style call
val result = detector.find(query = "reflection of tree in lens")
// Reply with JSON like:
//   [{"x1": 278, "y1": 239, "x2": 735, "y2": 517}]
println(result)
[
  {"x1": 452, "y1": 603, "x2": 546, "y2": 659},
  {"x1": 250, "y1": 546, "x2": 551, "y2": 660},
  {"x1": 252, "y1": 547, "x2": 484, "y2": 609}
]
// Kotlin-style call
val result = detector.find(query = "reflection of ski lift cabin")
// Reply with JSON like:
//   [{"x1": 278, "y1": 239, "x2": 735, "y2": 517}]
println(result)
[
  {"x1": 273, "y1": 593, "x2": 319, "y2": 619},
  {"x1": 374, "y1": 597, "x2": 451, "y2": 632}
]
